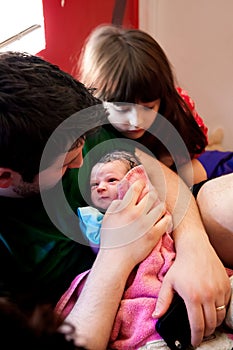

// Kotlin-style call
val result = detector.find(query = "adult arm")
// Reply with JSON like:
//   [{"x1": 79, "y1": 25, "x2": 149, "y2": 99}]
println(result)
[
  {"x1": 197, "y1": 173, "x2": 233, "y2": 267},
  {"x1": 64, "y1": 180, "x2": 171, "y2": 350},
  {"x1": 178, "y1": 158, "x2": 207, "y2": 187},
  {"x1": 136, "y1": 148, "x2": 231, "y2": 348}
]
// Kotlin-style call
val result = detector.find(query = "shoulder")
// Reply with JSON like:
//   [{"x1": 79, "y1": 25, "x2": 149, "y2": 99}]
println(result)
[
  {"x1": 176, "y1": 87, "x2": 208, "y2": 136},
  {"x1": 176, "y1": 86, "x2": 195, "y2": 110}
]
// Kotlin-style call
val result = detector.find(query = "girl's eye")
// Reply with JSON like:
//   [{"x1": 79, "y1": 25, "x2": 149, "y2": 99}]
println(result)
[
  {"x1": 142, "y1": 105, "x2": 154, "y2": 111},
  {"x1": 118, "y1": 108, "x2": 131, "y2": 113},
  {"x1": 112, "y1": 104, "x2": 132, "y2": 113}
]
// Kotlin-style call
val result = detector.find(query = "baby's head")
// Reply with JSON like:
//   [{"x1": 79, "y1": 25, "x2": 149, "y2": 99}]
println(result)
[{"x1": 90, "y1": 150, "x2": 140, "y2": 210}]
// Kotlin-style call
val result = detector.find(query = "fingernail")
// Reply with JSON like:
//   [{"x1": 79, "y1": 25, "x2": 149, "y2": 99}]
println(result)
[{"x1": 152, "y1": 306, "x2": 161, "y2": 318}]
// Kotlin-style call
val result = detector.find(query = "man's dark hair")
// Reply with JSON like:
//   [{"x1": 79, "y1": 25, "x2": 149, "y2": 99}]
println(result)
[
  {"x1": 0, "y1": 52, "x2": 107, "y2": 181},
  {"x1": 0, "y1": 297, "x2": 86, "y2": 349}
]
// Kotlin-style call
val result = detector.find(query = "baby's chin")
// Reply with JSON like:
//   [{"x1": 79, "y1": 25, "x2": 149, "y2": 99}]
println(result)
[{"x1": 94, "y1": 201, "x2": 110, "y2": 212}]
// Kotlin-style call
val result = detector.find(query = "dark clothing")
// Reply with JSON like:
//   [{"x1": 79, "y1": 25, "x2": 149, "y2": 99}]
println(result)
[{"x1": 0, "y1": 169, "x2": 95, "y2": 310}]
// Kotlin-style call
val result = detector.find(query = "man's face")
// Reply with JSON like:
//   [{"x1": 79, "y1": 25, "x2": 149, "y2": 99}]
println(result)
[{"x1": 13, "y1": 140, "x2": 85, "y2": 197}]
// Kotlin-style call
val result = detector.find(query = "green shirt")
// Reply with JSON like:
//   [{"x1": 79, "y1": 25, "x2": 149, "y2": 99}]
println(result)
[
  {"x1": 77, "y1": 124, "x2": 136, "y2": 196},
  {"x1": 0, "y1": 169, "x2": 95, "y2": 308}
]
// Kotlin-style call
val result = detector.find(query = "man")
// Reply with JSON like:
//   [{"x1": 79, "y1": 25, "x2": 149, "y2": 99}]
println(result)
[{"x1": 0, "y1": 52, "x2": 229, "y2": 350}]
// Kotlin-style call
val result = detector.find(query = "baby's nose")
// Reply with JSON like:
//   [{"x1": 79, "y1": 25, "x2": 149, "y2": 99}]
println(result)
[{"x1": 97, "y1": 182, "x2": 107, "y2": 191}]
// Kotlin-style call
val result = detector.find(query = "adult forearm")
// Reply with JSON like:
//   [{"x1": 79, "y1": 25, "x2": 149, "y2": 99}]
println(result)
[
  {"x1": 136, "y1": 148, "x2": 205, "y2": 234},
  {"x1": 64, "y1": 249, "x2": 133, "y2": 350},
  {"x1": 137, "y1": 149, "x2": 230, "y2": 347}
]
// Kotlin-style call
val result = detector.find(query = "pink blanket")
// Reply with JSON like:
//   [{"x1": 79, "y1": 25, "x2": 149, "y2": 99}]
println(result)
[
  {"x1": 55, "y1": 165, "x2": 176, "y2": 349},
  {"x1": 109, "y1": 232, "x2": 175, "y2": 349}
]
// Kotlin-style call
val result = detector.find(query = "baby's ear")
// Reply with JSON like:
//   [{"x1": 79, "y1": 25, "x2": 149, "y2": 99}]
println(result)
[{"x1": 0, "y1": 168, "x2": 14, "y2": 188}]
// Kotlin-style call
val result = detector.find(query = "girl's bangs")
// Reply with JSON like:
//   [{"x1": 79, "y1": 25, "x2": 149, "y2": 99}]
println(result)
[{"x1": 108, "y1": 70, "x2": 163, "y2": 103}]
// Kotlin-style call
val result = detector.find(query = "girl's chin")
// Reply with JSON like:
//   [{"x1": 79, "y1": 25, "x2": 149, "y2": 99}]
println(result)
[{"x1": 121, "y1": 130, "x2": 145, "y2": 139}]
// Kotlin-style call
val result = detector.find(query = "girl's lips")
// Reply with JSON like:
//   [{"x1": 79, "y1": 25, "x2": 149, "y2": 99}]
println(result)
[
  {"x1": 127, "y1": 129, "x2": 144, "y2": 133},
  {"x1": 123, "y1": 129, "x2": 145, "y2": 137},
  {"x1": 124, "y1": 128, "x2": 145, "y2": 133}
]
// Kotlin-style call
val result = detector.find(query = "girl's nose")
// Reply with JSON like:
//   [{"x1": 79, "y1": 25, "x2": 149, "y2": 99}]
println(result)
[{"x1": 128, "y1": 107, "x2": 140, "y2": 127}]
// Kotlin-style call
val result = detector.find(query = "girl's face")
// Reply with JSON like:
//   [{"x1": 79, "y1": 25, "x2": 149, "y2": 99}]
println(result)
[
  {"x1": 105, "y1": 99, "x2": 160, "y2": 139},
  {"x1": 90, "y1": 160, "x2": 128, "y2": 210}
]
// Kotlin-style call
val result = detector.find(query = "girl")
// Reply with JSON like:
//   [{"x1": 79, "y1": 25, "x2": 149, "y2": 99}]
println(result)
[
  {"x1": 77, "y1": 24, "x2": 233, "y2": 188},
  {"x1": 77, "y1": 24, "x2": 207, "y2": 179}
]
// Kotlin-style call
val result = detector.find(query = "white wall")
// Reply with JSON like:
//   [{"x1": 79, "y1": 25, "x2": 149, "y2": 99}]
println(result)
[
  {"x1": 0, "y1": 0, "x2": 45, "y2": 54},
  {"x1": 139, "y1": 0, "x2": 233, "y2": 150}
]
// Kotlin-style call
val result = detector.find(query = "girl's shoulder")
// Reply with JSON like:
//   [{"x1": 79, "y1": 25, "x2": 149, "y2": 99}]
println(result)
[
  {"x1": 176, "y1": 87, "x2": 195, "y2": 109},
  {"x1": 176, "y1": 87, "x2": 208, "y2": 138}
]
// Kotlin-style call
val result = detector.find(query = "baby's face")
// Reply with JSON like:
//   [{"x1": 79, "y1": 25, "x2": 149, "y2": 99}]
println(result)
[
  {"x1": 104, "y1": 100, "x2": 160, "y2": 139},
  {"x1": 90, "y1": 160, "x2": 128, "y2": 210}
]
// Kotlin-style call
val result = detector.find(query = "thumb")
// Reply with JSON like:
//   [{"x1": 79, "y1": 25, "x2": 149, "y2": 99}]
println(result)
[{"x1": 152, "y1": 282, "x2": 174, "y2": 318}]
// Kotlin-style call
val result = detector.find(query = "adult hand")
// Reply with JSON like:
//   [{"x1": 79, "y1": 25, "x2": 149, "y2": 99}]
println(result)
[
  {"x1": 153, "y1": 234, "x2": 231, "y2": 348},
  {"x1": 100, "y1": 179, "x2": 172, "y2": 268}
]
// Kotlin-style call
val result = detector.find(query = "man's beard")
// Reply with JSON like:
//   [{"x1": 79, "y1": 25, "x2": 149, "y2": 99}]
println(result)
[{"x1": 13, "y1": 180, "x2": 40, "y2": 197}]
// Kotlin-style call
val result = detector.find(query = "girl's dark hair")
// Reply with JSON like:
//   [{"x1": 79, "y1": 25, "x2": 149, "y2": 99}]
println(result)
[
  {"x1": 0, "y1": 298, "x2": 86, "y2": 350},
  {"x1": 0, "y1": 51, "x2": 107, "y2": 182},
  {"x1": 79, "y1": 24, "x2": 207, "y2": 163}
]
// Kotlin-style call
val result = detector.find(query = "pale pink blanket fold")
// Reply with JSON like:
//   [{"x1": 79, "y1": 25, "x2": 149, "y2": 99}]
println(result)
[{"x1": 55, "y1": 165, "x2": 176, "y2": 349}]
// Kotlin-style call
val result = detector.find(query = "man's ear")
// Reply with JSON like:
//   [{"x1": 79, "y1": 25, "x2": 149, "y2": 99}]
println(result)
[{"x1": 0, "y1": 168, "x2": 14, "y2": 188}]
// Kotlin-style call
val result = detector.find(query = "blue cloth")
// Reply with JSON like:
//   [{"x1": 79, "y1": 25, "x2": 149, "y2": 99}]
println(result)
[
  {"x1": 197, "y1": 150, "x2": 233, "y2": 179},
  {"x1": 77, "y1": 206, "x2": 104, "y2": 245}
]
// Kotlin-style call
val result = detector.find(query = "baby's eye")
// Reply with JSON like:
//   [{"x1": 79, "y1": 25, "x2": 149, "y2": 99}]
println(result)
[
  {"x1": 108, "y1": 178, "x2": 119, "y2": 183},
  {"x1": 90, "y1": 183, "x2": 98, "y2": 190}
]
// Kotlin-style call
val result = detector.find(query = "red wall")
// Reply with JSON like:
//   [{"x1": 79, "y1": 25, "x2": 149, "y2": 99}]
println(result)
[{"x1": 38, "y1": 0, "x2": 138, "y2": 75}]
